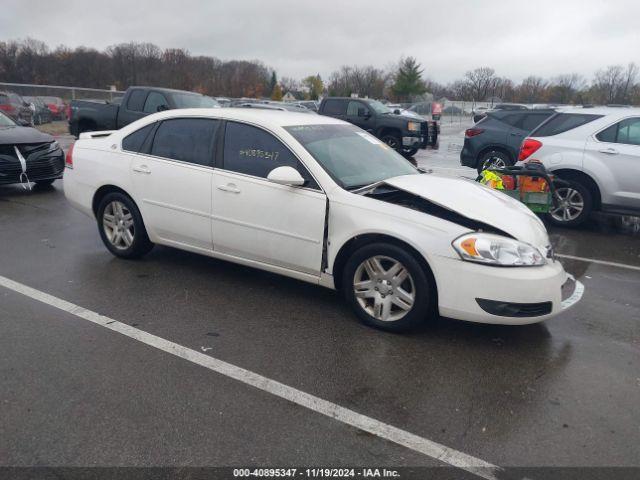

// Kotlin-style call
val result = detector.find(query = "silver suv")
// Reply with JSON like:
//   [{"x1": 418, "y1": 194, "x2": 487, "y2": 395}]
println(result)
[{"x1": 518, "y1": 107, "x2": 640, "y2": 226}]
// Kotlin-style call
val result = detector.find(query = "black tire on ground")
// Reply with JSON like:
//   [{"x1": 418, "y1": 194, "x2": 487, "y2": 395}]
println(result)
[
  {"x1": 402, "y1": 147, "x2": 419, "y2": 158},
  {"x1": 476, "y1": 149, "x2": 512, "y2": 173},
  {"x1": 342, "y1": 242, "x2": 435, "y2": 332},
  {"x1": 97, "y1": 192, "x2": 154, "y2": 259},
  {"x1": 34, "y1": 179, "x2": 55, "y2": 187},
  {"x1": 381, "y1": 134, "x2": 402, "y2": 152},
  {"x1": 546, "y1": 179, "x2": 593, "y2": 228}
]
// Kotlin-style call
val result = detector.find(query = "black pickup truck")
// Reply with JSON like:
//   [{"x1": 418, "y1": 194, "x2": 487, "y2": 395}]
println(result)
[
  {"x1": 318, "y1": 97, "x2": 438, "y2": 157},
  {"x1": 68, "y1": 86, "x2": 218, "y2": 137}
]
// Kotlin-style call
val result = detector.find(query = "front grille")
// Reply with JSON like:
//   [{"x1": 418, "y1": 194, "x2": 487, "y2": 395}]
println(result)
[{"x1": 0, "y1": 142, "x2": 64, "y2": 184}]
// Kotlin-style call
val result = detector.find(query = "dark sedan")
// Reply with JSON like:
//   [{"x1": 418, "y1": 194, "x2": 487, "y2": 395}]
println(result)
[
  {"x1": 460, "y1": 109, "x2": 554, "y2": 172},
  {"x1": 0, "y1": 112, "x2": 65, "y2": 188}
]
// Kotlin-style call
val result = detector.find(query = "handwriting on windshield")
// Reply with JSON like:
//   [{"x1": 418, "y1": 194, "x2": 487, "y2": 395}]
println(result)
[{"x1": 239, "y1": 148, "x2": 280, "y2": 161}]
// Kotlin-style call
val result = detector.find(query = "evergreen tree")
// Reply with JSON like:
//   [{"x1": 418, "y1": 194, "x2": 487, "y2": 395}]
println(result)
[
  {"x1": 269, "y1": 71, "x2": 277, "y2": 96},
  {"x1": 271, "y1": 83, "x2": 283, "y2": 101},
  {"x1": 392, "y1": 57, "x2": 427, "y2": 101}
]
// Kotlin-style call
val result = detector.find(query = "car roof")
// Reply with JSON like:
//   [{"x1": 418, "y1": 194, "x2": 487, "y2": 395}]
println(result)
[
  {"x1": 145, "y1": 107, "x2": 344, "y2": 127},
  {"x1": 555, "y1": 106, "x2": 640, "y2": 116}
]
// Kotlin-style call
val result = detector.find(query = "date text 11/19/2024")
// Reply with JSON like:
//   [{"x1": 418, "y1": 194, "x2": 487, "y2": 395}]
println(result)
[{"x1": 233, "y1": 468, "x2": 400, "y2": 478}]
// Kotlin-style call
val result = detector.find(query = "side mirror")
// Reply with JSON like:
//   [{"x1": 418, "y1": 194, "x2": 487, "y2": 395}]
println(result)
[
  {"x1": 267, "y1": 166, "x2": 305, "y2": 187},
  {"x1": 393, "y1": 109, "x2": 401, "y2": 115},
  {"x1": 156, "y1": 104, "x2": 169, "y2": 112}
]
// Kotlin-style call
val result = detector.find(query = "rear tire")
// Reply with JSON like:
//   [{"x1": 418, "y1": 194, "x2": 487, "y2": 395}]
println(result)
[
  {"x1": 547, "y1": 179, "x2": 593, "y2": 227},
  {"x1": 342, "y1": 243, "x2": 435, "y2": 332},
  {"x1": 97, "y1": 192, "x2": 154, "y2": 259},
  {"x1": 477, "y1": 149, "x2": 512, "y2": 173}
]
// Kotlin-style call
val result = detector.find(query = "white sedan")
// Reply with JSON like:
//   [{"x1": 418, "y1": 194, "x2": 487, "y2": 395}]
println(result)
[{"x1": 63, "y1": 108, "x2": 583, "y2": 331}]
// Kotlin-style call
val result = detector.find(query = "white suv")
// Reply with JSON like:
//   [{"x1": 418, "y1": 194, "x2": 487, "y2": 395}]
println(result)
[{"x1": 519, "y1": 107, "x2": 640, "y2": 226}]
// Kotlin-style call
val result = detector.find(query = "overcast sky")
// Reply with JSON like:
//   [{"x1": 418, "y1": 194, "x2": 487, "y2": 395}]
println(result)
[{"x1": 2, "y1": 0, "x2": 639, "y2": 83}]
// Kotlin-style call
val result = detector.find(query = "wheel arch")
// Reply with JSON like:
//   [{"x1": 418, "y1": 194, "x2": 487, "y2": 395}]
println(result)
[
  {"x1": 476, "y1": 144, "x2": 516, "y2": 164},
  {"x1": 92, "y1": 184, "x2": 136, "y2": 217},
  {"x1": 331, "y1": 233, "x2": 438, "y2": 305},
  {"x1": 551, "y1": 168, "x2": 602, "y2": 210},
  {"x1": 378, "y1": 126, "x2": 402, "y2": 140}
]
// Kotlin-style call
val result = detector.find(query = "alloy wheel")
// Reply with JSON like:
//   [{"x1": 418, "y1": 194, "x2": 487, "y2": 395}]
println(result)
[
  {"x1": 102, "y1": 201, "x2": 135, "y2": 250},
  {"x1": 353, "y1": 255, "x2": 415, "y2": 322},
  {"x1": 550, "y1": 187, "x2": 584, "y2": 222},
  {"x1": 482, "y1": 155, "x2": 507, "y2": 170}
]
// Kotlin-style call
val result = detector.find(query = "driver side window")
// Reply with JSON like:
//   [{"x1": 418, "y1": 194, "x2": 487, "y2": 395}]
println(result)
[
  {"x1": 347, "y1": 101, "x2": 367, "y2": 117},
  {"x1": 223, "y1": 122, "x2": 319, "y2": 189},
  {"x1": 144, "y1": 92, "x2": 169, "y2": 114}
]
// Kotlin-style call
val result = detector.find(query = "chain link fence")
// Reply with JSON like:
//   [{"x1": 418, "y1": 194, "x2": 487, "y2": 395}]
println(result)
[{"x1": 0, "y1": 82, "x2": 124, "y2": 102}]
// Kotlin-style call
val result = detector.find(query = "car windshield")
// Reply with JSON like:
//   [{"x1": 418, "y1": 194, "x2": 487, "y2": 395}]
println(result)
[
  {"x1": 172, "y1": 93, "x2": 219, "y2": 108},
  {"x1": 285, "y1": 124, "x2": 417, "y2": 189},
  {"x1": 367, "y1": 100, "x2": 392, "y2": 114},
  {"x1": 0, "y1": 112, "x2": 16, "y2": 126}
]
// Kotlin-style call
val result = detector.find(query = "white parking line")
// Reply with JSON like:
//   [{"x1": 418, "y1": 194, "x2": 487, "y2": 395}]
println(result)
[
  {"x1": 556, "y1": 253, "x2": 640, "y2": 272},
  {"x1": 0, "y1": 274, "x2": 504, "y2": 480}
]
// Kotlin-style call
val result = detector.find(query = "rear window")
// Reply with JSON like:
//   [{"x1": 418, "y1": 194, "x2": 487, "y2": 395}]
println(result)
[
  {"x1": 532, "y1": 113, "x2": 603, "y2": 137},
  {"x1": 322, "y1": 99, "x2": 346, "y2": 115},
  {"x1": 520, "y1": 113, "x2": 553, "y2": 132}
]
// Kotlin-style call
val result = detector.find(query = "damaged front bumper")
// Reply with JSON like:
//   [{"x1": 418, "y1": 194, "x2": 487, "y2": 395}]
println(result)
[
  {"x1": 0, "y1": 142, "x2": 64, "y2": 186},
  {"x1": 433, "y1": 256, "x2": 582, "y2": 325}
]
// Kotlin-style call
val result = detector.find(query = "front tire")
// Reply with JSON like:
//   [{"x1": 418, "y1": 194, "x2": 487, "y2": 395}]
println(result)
[
  {"x1": 97, "y1": 192, "x2": 154, "y2": 259},
  {"x1": 343, "y1": 243, "x2": 435, "y2": 332},
  {"x1": 381, "y1": 134, "x2": 402, "y2": 152},
  {"x1": 547, "y1": 180, "x2": 593, "y2": 227}
]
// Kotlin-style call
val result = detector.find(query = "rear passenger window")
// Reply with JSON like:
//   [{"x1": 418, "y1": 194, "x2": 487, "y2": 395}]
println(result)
[
  {"x1": 596, "y1": 123, "x2": 618, "y2": 143},
  {"x1": 122, "y1": 123, "x2": 155, "y2": 153},
  {"x1": 322, "y1": 100, "x2": 346, "y2": 115},
  {"x1": 150, "y1": 118, "x2": 218, "y2": 166},
  {"x1": 496, "y1": 113, "x2": 524, "y2": 127},
  {"x1": 223, "y1": 122, "x2": 319, "y2": 189},
  {"x1": 520, "y1": 113, "x2": 552, "y2": 132},
  {"x1": 532, "y1": 113, "x2": 603, "y2": 137},
  {"x1": 126, "y1": 90, "x2": 147, "y2": 112},
  {"x1": 616, "y1": 118, "x2": 640, "y2": 146}
]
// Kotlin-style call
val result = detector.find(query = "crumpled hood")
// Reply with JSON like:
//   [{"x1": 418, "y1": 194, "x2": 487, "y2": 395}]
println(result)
[
  {"x1": 0, "y1": 125, "x2": 54, "y2": 145},
  {"x1": 383, "y1": 174, "x2": 550, "y2": 250}
]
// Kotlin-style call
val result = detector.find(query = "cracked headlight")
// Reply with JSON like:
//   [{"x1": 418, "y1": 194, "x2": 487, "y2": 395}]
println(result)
[{"x1": 452, "y1": 233, "x2": 546, "y2": 266}]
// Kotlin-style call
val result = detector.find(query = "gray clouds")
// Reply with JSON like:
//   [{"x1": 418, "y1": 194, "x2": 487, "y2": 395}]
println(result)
[{"x1": 1, "y1": 0, "x2": 638, "y2": 82}]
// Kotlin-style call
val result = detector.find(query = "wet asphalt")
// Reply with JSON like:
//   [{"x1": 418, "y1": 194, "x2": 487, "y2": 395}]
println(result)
[{"x1": 0, "y1": 127, "x2": 639, "y2": 479}]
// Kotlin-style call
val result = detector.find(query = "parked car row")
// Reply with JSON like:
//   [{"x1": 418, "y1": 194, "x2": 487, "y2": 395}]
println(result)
[
  {"x1": 461, "y1": 106, "x2": 640, "y2": 227},
  {"x1": 0, "y1": 91, "x2": 69, "y2": 126}
]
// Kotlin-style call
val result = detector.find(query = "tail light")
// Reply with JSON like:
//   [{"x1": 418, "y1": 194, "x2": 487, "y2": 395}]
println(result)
[
  {"x1": 65, "y1": 142, "x2": 74, "y2": 169},
  {"x1": 66, "y1": 105, "x2": 72, "y2": 119},
  {"x1": 465, "y1": 128, "x2": 484, "y2": 138},
  {"x1": 518, "y1": 138, "x2": 542, "y2": 161},
  {"x1": 0, "y1": 104, "x2": 14, "y2": 113}
]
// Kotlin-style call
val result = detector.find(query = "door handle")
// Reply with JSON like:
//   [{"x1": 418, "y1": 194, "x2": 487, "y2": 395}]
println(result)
[
  {"x1": 510, "y1": 132, "x2": 523, "y2": 136},
  {"x1": 133, "y1": 165, "x2": 151, "y2": 174},
  {"x1": 217, "y1": 184, "x2": 241, "y2": 194},
  {"x1": 599, "y1": 148, "x2": 619, "y2": 155}
]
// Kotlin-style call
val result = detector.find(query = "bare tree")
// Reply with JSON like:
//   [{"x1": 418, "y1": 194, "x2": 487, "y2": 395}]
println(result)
[{"x1": 464, "y1": 67, "x2": 497, "y2": 101}]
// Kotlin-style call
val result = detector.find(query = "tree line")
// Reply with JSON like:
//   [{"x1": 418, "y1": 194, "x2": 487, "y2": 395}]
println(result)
[
  {"x1": 0, "y1": 38, "x2": 273, "y2": 98},
  {"x1": 1, "y1": 38, "x2": 639, "y2": 105}
]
